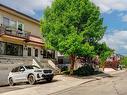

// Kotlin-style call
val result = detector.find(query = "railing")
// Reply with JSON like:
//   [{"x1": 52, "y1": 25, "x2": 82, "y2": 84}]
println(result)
[{"x1": 0, "y1": 25, "x2": 30, "y2": 39}]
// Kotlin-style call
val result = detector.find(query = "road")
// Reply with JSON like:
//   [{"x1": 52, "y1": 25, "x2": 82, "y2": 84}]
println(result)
[
  {"x1": 0, "y1": 80, "x2": 52, "y2": 94},
  {"x1": 51, "y1": 71, "x2": 127, "y2": 95}
]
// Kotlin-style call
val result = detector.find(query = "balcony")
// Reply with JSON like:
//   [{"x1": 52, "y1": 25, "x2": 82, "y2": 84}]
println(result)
[{"x1": 0, "y1": 25, "x2": 30, "y2": 40}]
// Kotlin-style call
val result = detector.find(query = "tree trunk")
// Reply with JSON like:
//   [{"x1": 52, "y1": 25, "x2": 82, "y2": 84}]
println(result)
[
  {"x1": 69, "y1": 55, "x2": 75, "y2": 75},
  {"x1": 102, "y1": 61, "x2": 106, "y2": 71}
]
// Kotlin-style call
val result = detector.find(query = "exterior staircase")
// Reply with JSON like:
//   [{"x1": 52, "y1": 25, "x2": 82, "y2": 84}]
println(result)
[{"x1": 33, "y1": 58, "x2": 60, "y2": 74}]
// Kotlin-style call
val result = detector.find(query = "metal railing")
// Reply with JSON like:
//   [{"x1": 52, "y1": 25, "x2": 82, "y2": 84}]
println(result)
[{"x1": 0, "y1": 25, "x2": 30, "y2": 39}]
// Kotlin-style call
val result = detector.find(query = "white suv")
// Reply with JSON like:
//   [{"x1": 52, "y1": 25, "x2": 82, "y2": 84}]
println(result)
[{"x1": 8, "y1": 65, "x2": 54, "y2": 86}]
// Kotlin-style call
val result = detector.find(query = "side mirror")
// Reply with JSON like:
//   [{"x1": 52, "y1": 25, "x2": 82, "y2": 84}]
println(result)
[{"x1": 20, "y1": 68, "x2": 25, "y2": 72}]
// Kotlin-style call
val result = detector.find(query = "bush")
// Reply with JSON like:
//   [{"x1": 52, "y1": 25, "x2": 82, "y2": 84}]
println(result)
[
  {"x1": 61, "y1": 66, "x2": 68, "y2": 72},
  {"x1": 73, "y1": 64, "x2": 95, "y2": 76},
  {"x1": 63, "y1": 71, "x2": 70, "y2": 75}
]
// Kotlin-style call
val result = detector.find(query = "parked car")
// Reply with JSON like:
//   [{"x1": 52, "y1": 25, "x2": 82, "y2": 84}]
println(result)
[{"x1": 8, "y1": 65, "x2": 54, "y2": 86}]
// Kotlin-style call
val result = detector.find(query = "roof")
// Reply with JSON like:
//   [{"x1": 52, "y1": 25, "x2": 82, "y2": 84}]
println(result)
[{"x1": 0, "y1": 3, "x2": 40, "y2": 23}]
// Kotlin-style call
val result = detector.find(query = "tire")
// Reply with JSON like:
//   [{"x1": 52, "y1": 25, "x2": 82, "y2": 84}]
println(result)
[
  {"x1": 9, "y1": 77, "x2": 15, "y2": 86},
  {"x1": 46, "y1": 78, "x2": 53, "y2": 82},
  {"x1": 28, "y1": 74, "x2": 36, "y2": 85}
]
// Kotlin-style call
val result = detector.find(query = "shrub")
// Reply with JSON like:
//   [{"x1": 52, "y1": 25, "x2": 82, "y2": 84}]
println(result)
[
  {"x1": 61, "y1": 66, "x2": 68, "y2": 72},
  {"x1": 73, "y1": 64, "x2": 95, "y2": 76}
]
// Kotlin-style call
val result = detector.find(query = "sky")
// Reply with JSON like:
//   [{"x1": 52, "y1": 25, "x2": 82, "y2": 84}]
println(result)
[{"x1": 0, "y1": 0, "x2": 127, "y2": 55}]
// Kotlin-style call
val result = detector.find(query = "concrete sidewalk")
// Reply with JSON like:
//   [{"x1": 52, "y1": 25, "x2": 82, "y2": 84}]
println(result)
[
  {"x1": 0, "y1": 75, "x2": 96, "y2": 95},
  {"x1": 0, "y1": 70, "x2": 126, "y2": 95}
]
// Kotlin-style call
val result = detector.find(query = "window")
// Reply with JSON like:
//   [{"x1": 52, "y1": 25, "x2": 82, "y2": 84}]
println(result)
[
  {"x1": 19, "y1": 66, "x2": 25, "y2": 72},
  {"x1": 11, "y1": 67, "x2": 19, "y2": 72},
  {"x1": 58, "y1": 59, "x2": 63, "y2": 64},
  {"x1": 0, "y1": 42, "x2": 6, "y2": 55},
  {"x1": 10, "y1": 20, "x2": 16, "y2": 29},
  {"x1": 0, "y1": 15, "x2": 2, "y2": 25},
  {"x1": 35, "y1": 49, "x2": 38, "y2": 57},
  {"x1": 43, "y1": 49, "x2": 55, "y2": 59},
  {"x1": 18, "y1": 22, "x2": 24, "y2": 31},
  {"x1": 25, "y1": 65, "x2": 40, "y2": 70},
  {"x1": 6, "y1": 43, "x2": 23, "y2": 56},
  {"x1": 3, "y1": 17, "x2": 9, "y2": 27},
  {"x1": 43, "y1": 49, "x2": 47, "y2": 58}
]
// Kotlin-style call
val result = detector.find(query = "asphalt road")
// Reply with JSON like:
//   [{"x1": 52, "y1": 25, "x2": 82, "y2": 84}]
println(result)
[{"x1": 51, "y1": 71, "x2": 127, "y2": 95}]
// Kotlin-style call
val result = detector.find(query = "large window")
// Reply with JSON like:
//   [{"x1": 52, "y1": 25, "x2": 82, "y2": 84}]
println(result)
[
  {"x1": 10, "y1": 20, "x2": 16, "y2": 29},
  {"x1": 3, "y1": 17, "x2": 9, "y2": 27},
  {"x1": 0, "y1": 41, "x2": 23, "y2": 56},
  {"x1": 6, "y1": 43, "x2": 23, "y2": 56},
  {"x1": 43, "y1": 49, "x2": 55, "y2": 59}
]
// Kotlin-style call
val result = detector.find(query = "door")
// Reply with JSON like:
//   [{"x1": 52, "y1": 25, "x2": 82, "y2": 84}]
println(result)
[
  {"x1": 17, "y1": 66, "x2": 28, "y2": 82},
  {"x1": 28, "y1": 47, "x2": 31, "y2": 56},
  {"x1": 11, "y1": 67, "x2": 20, "y2": 82},
  {"x1": 14, "y1": 66, "x2": 27, "y2": 82},
  {"x1": 35, "y1": 49, "x2": 38, "y2": 57}
]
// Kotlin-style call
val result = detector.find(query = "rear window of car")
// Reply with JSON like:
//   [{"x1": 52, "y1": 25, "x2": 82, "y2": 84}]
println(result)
[{"x1": 25, "y1": 65, "x2": 40, "y2": 70}]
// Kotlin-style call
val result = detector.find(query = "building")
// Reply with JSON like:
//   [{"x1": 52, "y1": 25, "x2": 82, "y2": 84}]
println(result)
[
  {"x1": 105, "y1": 54, "x2": 121, "y2": 69},
  {"x1": 0, "y1": 4, "x2": 60, "y2": 69},
  {"x1": 0, "y1": 4, "x2": 45, "y2": 60}
]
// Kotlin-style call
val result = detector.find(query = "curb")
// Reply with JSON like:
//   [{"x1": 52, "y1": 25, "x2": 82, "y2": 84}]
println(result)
[
  {"x1": 48, "y1": 78, "x2": 96, "y2": 95},
  {"x1": 49, "y1": 70, "x2": 127, "y2": 95}
]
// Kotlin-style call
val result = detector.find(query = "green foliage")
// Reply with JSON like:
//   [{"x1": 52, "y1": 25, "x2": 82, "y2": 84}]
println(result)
[
  {"x1": 94, "y1": 42, "x2": 113, "y2": 64},
  {"x1": 61, "y1": 66, "x2": 68, "y2": 72},
  {"x1": 120, "y1": 57, "x2": 127, "y2": 67},
  {"x1": 73, "y1": 64, "x2": 102, "y2": 76},
  {"x1": 41, "y1": 0, "x2": 106, "y2": 57},
  {"x1": 73, "y1": 64, "x2": 94, "y2": 76}
]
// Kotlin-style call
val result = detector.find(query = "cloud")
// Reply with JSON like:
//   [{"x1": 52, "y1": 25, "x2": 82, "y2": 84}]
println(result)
[
  {"x1": 92, "y1": 0, "x2": 127, "y2": 13},
  {"x1": 0, "y1": 0, "x2": 53, "y2": 16},
  {"x1": 1, "y1": 0, "x2": 127, "y2": 18},
  {"x1": 101, "y1": 30, "x2": 127, "y2": 55}
]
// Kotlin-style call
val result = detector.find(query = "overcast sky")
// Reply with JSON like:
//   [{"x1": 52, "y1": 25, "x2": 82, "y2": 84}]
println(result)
[{"x1": 1, "y1": 0, "x2": 127, "y2": 55}]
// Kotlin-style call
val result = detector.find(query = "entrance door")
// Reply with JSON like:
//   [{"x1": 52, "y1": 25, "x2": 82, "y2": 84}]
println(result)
[
  {"x1": 28, "y1": 47, "x2": 31, "y2": 56},
  {"x1": 35, "y1": 49, "x2": 38, "y2": 57}
]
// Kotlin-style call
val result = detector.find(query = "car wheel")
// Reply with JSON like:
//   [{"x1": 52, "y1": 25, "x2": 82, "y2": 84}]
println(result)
[
  {"x1": 28, "y1": 74, "x2": 36, "y2": 85},
  {"x1": 9, "y1": 77, "x2": 15, "y2": 86},
  {"x1": 46, "y1": 78, "x2": 53, "y2": 82}
]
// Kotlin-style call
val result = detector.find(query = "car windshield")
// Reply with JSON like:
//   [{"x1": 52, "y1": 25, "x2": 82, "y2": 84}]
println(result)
[{"x1": 25, "y1": 65, "x2": 40, "y2": 70}]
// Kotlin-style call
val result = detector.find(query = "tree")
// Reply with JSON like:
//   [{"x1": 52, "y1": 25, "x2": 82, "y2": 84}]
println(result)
[
  {"x1": 41, "y1": 0, "x2": 107, "y2": 74},
  {"x1": 95, "y1": 43, "x2": 113, "y2": 70},
  {"x1": 120, "y1": 56, "x2": 127, "y2": 67}
]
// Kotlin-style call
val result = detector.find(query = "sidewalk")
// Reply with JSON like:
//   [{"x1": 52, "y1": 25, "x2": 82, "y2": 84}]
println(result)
[{"x1": 0, "y1": 70, "x2": 126, "y2": 95}]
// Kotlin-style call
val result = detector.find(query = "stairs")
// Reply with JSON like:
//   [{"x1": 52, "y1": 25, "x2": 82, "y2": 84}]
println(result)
[
  {"x1": 35, "y1": 58, "x2": 60, "y2": 74},
  {"x1": 0, "y1": 55, "x2": 60, "y2": 74}
]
